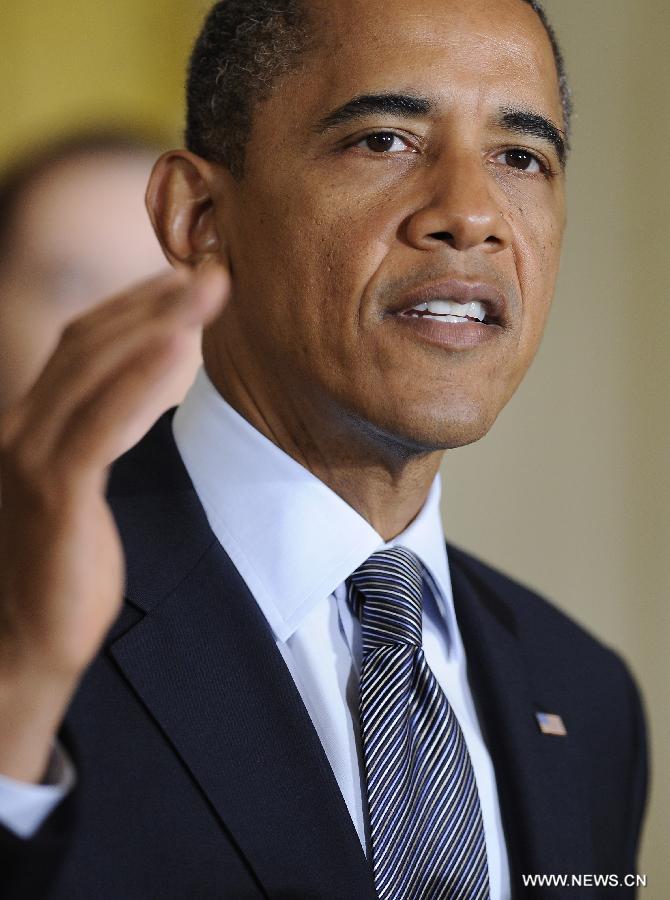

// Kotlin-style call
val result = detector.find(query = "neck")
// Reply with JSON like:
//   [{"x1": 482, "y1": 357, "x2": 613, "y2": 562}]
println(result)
[{"x1": 204, "y1": 347, "x2": 443, "y2": 543}]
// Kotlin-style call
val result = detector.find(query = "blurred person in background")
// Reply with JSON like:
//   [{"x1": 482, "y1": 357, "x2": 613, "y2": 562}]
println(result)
[{"x1": 0, "y1": 131, "x2": 202, "y2": 410}]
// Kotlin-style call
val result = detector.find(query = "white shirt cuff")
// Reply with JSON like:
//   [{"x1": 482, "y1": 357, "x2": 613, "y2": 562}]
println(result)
[{"x1": 0, "y1": 741, "x2": 76, "y2": 838}]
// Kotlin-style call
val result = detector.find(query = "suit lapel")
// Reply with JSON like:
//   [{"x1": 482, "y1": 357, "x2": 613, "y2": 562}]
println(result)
[
  {"x1": 448, "y1": 549, "x2": 594, "y2": 895},
  {"x1": 107, "y1": 417, "x2": 376, "y2": 900}
]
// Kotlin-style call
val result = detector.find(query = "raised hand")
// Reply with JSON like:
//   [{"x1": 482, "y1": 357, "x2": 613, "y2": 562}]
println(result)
[{"x1": 0, "y1": 266, "x2": 228, "y2": 783}]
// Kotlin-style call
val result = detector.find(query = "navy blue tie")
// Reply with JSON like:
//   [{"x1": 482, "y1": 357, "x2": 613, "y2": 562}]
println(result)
[{"x1": 348, "y1": 546, "x2": 490, "y2": 900}]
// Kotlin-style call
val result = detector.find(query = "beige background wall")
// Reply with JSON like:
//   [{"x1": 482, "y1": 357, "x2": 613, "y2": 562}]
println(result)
[
  {"x1": 444, "y1": 1, "x2": 669, "y2": 893},
  {"x1": 0, "y1": 0, "x2": 667, "y2": 893}
]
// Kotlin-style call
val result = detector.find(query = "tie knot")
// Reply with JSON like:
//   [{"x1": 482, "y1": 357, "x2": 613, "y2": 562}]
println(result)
[{"x1": 348, "y1": 546, "x2": 423, "y2": 650}]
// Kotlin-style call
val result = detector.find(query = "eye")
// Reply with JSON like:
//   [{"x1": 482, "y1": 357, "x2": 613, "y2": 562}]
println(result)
[
  {"x1": 495, "y1": 148, "x2": 542, "y2": 173},
  {"x1": 355, "y1": 132, "x2": 412, "y2": 154}
]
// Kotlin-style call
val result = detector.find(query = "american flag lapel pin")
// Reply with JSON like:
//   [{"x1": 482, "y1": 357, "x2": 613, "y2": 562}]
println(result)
[{"x1": 535, "y1": 711, "x2": 568, "y2": 736}]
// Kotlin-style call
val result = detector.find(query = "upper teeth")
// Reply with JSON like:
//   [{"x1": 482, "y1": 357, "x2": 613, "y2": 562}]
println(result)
[{"x1": 405, "y1": 300, "x2": 487, "y2": 321}]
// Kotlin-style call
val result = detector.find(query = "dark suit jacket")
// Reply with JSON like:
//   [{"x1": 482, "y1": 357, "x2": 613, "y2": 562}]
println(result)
[{"x1": 1, "y1": 413, "x2": 648, "y2": 899}]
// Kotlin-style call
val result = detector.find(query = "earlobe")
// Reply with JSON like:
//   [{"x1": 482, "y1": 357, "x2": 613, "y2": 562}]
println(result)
[{"x1": 146, "y1": 150, "x2": 224, "y2": 269}]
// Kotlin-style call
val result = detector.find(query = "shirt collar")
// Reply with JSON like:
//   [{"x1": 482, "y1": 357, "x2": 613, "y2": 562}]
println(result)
[{"x1": 173, "y1": 368, "x2": 455, "y2": 643}]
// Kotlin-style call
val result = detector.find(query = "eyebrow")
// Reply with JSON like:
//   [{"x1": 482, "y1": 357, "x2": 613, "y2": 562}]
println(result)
[
  {"x1": 314, "y1": 93, "x2": 433, "y2": 132},
  {"x1": 497, "y1": 108, "x2": 567, "y2": 167},
  {"x1": 313, "y1": 92, "x2": 567, "y2": 168}
]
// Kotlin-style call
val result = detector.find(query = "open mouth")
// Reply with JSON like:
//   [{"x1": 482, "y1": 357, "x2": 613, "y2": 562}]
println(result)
[
  {"x1": 398, "y1": 299, "x2": 489, "y2": 324},
  {"x1": 385, "y1": 279, "x2": 508, "y2": 348}
]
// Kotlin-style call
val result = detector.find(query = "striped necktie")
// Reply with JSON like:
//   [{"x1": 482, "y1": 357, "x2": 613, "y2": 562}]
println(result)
[{"x1": 348, "y1": 546, "x2": 490, "y2": 900}]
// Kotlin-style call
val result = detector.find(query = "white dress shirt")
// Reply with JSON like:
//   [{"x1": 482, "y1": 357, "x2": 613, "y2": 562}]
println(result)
[{"x1": 0, "y1": 368, "x2": 510, "y2": 898}]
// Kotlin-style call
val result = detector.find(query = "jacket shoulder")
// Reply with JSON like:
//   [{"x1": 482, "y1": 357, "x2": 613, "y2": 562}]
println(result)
[
  {"x1": 446, "y1": 541, "x2": 638, "y2": 688},
  {"x1": 447, "y1": 543, "x2": 649, "y2": 870}
]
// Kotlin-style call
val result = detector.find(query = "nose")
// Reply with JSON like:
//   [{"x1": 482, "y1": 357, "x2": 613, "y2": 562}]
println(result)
[{"x1": 404, "y1": 154, "x2": 512, "y2": 253}]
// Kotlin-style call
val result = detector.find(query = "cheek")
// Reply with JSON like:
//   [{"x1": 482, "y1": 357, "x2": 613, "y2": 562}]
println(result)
[
  {"x1": 239, "y1": 185, "x2": 393, "y2": 357},
  {"x1": 310, "y1": 201, "x2": 408, "y2": 381},
  {"x1": 508, "y1": 191, "x2": 564, "y2": 352}
]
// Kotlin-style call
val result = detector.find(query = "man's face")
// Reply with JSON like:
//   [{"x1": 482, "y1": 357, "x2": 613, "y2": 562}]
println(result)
[{"x1": 213, "y1": 0, "x2": 566, "y2": 452}]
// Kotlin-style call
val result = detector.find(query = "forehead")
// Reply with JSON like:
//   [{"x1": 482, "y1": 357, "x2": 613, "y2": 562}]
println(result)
[
  {"x1": 6, "y1": 152, "x2": 165, "y2": 287},
  {"x1": 14, "y1": 155, "x2": 152, "y2": 247},
  {"x1": 298, "y1": 0, "x2": 562, "y2": 124}
]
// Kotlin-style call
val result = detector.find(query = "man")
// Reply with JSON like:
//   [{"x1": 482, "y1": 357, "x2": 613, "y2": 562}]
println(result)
[
  {"x1": 0, "y1": 1, "x2": 648, "y2": 898},
  {"x1": 0, "y1": 131, "x2": 202, "y2": 411}
]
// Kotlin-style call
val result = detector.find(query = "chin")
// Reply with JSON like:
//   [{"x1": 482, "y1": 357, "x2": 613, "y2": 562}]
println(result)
[
  {"x1": 413, "y1": 405, "x2": 499, "y2": 451},
  {"x1": 352, "y1": 396, "x2": 501, "y2": 458}
]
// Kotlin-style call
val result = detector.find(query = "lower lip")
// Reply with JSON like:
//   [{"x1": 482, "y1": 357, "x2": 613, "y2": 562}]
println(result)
[{"x1": 390, "y1": 314, "x2": 503, "y2": 350}]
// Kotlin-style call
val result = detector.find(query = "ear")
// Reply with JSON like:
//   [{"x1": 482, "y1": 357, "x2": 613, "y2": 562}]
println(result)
[{"x1": 146, "y1": 150, "x2": 226, "y2": 269}]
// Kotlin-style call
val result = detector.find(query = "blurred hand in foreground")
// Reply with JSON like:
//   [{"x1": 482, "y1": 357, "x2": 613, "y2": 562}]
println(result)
[{"x1": 0, "y1": 266, "x2": 227, "y2": 784}]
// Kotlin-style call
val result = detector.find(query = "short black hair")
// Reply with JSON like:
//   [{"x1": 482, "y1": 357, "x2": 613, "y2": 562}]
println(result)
[
  {"x1": 186, "y1": 0, "x2": 572, "y2": 178},
  {"x1": 0, "y1": 128, "x2": 164, "y2": 263}
]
